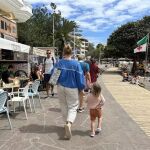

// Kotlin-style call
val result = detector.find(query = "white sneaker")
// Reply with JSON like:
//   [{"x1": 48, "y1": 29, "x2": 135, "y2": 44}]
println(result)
[
  {"x1": 77, "y1": 108, "x2": 85, "y2": 113},
  {"x1": 96, "y1": 128, "x2": 102, "y2": 134},
  {"x1": 90, "y1": 132, "x2": 95, "y2": 137},
  {"x1": 64, "y1": 123, "x2": 72, "y2": 139}
]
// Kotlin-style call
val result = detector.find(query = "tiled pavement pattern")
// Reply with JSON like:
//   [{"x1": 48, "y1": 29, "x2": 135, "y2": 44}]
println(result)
[
  {"x1": 0, "y1": 70, "x2": 150, "y2": 150},
  {"x1": 102, "y1": 67, "x2": 150, "y2": 137}
]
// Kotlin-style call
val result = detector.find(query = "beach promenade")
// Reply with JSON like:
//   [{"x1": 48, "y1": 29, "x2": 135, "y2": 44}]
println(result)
[{"x1": 0, "y1": 67, "x2": 150, "y2": 150}]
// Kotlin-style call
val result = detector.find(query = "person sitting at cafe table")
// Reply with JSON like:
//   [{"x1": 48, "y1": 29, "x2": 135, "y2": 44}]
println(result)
[
  {"x1": 29, "y1": 66, "x2": 42, "y2": 81},
  {"x1": 2, "y1": 65, "x2": 15, "y2": 84}
]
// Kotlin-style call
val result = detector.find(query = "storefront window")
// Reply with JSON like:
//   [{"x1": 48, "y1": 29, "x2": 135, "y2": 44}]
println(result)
[
  {"x1": 12, "y1": 27, "x2": 17, "y2": 33},
  {"x1": 1, "y1": 49, "x2": 14, "y2": 60},
  {"x1": 1, "y1": 33, "x2": 4, "y2": 38},
  {"x1": 5, "y1": 22, "x2": 7, "y2": 30},
  {"x1": 1, "y1": 20, "x2": 4, "y2": 29}
]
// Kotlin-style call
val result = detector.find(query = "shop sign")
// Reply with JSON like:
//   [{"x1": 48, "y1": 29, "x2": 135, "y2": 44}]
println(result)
[{"x1": 33, "y1": 48, "x2": 46, "y2": 57}]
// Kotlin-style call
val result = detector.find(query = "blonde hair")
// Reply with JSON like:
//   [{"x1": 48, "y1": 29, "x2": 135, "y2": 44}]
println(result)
[
  {"x1": 78, "y1": 55, "x2": 85, "y2": 61},
  {"x1": 91, "y1": 82, "x2": 101, "y2": 96},
  {"x1": 63, "y1": 44, "x2": 72, "y2": 55}
]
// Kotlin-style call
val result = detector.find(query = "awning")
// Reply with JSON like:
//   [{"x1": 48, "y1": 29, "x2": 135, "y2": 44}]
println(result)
[
  {"x1": 0, "y1": 37, "x2": 30, "y2": 53},
  {"x1": 33, "y1": 47, "x2": 46, "y2": 57}
]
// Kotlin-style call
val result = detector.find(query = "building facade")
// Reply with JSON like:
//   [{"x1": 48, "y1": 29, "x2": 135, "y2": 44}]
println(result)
[
  {"x1": 0, "y1": 0, "x2": 32, "y2": 76},
  {"x1": 0, "y1": 16, "x2": 17, "y2": 41},
  {"x1": 68, "y1": 33, "x2": 89, "y2": 57},
  {"x1": 79, "y1": 37, "x2": 89, "y2": 56}
]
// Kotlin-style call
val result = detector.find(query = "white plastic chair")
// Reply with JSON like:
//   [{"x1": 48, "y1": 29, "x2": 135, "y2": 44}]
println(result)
[
  {"x1": 7, "y1": 84, "x2": 32, "y2": 120},
  {"x1": 28, "y1": 80, "x2": 42, "y2": 112},
  {"x1": 0, "y1": 91, "x2": 12, "y2": 129}
]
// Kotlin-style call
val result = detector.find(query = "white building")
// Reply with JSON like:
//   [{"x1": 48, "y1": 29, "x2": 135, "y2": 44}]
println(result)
[
  {"x1": 68, "y1": 33, "x2": 89, "y2": 56},
  {"x1": 79, "y1": 37, "x2": 89, "y2": 56}
]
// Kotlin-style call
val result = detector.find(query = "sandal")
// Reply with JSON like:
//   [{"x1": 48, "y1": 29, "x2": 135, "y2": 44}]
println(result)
[{"x1": 90, "y1": 132, "x2": 95, "y2": 137}]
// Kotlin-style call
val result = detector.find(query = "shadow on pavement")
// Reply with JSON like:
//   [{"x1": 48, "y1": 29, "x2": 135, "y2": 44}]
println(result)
[
  {"x1": 0, "y1": 112, "x2": 19, "y2": 119},
  {"x1": 103, "y1": 70, "x2": 121, "y2": 75},
  {"x1": 72, "y1": 129, "x2": 90, "y2": 137},
  {"x1": 19, "y1": 124, "x2": 90, "y2": 140},
  {"x1": 48, "y1": 108, "x2": 61, "y2": 112}
]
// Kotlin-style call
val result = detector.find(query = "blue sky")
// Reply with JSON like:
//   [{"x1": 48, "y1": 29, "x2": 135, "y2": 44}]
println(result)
[{"x1": 26, "y1": 0, "x2": 150, "y2": 46}]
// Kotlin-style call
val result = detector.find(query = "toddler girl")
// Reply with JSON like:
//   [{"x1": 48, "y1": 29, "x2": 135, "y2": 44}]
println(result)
[{"x1": 87, "y1": 82, "x2": 105, "y2": 137}]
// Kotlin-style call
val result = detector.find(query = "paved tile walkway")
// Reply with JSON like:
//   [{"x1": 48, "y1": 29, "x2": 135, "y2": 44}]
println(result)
[
  {"x1": 102, "y1": 67, "x2": 150, "y2": 137},
  {"x1": 0, "y1": 68, "x2": 150, "y2": 150}
]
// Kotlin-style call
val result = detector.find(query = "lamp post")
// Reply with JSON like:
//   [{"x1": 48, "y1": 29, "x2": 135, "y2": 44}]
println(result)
[
  {"x1": 52, "y1": 11, "x2": 55, "y2": 48},
  {"x1": 50, "y1": 3, "x2": 61, "y2": 53},
  {"x1": 73, "y1": 28, "x2": 76, "y2": 56},
  {"x1": 50, "y1": 3, "x2": 56, "y2": 48}
]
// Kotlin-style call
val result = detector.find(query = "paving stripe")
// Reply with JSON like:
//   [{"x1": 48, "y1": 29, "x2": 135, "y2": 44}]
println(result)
[{"x1": 102, "y1": 68, "x2": 150, "y2": 137}]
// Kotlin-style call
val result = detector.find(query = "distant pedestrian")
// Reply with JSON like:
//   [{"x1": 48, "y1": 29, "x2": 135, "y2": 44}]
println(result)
[
  {"x1": 90, "y1": 59, "x2": 100, "y2": 83},
  {"x1": 131, "y1": 59, "x2": 138, "y2": 75},
  {"x1": 56, "y1": 45, "x2": 85, "y2": 140},
  {"x1": 87, "y1": 82, "x2": 105, "y2": 137},
  {"x1": 85, "y1": 56, "x2": 91, "y2": 66}
]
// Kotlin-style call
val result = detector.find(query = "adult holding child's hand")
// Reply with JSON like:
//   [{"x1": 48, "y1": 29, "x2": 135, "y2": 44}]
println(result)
[{"x1": 56, "y1": 44, "x2": 85, "y2": 140}]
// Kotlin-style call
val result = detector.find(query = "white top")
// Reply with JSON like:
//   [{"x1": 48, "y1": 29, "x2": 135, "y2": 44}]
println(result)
[
  {"x1": 45, "y1": 57, "x2": 54, "y2": 74},
  {"x1": 0, "y1": 89, "x2": 4, "y2": 93}
]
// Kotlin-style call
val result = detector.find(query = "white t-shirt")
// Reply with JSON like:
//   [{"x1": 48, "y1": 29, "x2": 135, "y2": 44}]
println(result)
[{"x1": 45, "y1": 57, "x2": 54, "y2": 74}]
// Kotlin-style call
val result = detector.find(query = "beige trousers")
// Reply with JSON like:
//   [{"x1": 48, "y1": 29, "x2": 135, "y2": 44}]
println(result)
[{"x1": 57, "y1": 85, "x2": 79, "y2": 123}]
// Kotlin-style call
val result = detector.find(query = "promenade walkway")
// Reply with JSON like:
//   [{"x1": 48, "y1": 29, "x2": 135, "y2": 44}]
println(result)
[
  {"x1": 0, "y1": 68, "x2": 150, "y2": 150},
  {"x1": 102, "y1": 67, "x2": 150, "y2": 137}
]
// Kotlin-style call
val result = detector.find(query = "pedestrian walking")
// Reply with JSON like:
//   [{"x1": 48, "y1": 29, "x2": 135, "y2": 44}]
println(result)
[
  {"x1": 77, "y1": 55, "x2": 91, "y2": 113},
  {"x1": 56, "y1": 44, "x2": 85, "y2": 140},
  {"x1": 43, "y1": 50, "x2": 55, "y2": 98},
  {"x1": 90, "y1": 59, "x2": 100, "y2": 83},
  {"x1": 86, "y1": 82, "x2": 105, "y2": 137}
]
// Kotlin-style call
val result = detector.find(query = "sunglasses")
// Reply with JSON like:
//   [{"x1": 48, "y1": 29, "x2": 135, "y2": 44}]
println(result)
[{"x1": 47, "y1": 53, "x2": 51, "y2": 54}]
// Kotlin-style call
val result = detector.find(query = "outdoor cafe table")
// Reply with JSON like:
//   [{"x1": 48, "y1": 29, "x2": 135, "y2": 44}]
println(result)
[
  {"x1": 16, "y1": 77, "x2": 29, "y2": 88},
  {"x1": 0, "y1": 83, "x2": 20, "y2": 92},
  {"x1": 16, "y1": 77, "x2": 29, "y2": 81}
]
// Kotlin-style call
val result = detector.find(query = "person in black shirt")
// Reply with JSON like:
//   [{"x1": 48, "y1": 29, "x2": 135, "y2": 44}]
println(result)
[{"x1": 2, "y1": 65, "x2": 15, "y2": 84}]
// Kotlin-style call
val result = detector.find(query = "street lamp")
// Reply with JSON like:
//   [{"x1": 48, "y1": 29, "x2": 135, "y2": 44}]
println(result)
[
  {"x1": 73, "y1": 28, "x2": 76, "y2": 56},
  {"x1": 50, "y1": 3, "x2": 56, "y2": 48},
  {"x1": 50, "y1": 3, "x2": 61, "y2": 48}
]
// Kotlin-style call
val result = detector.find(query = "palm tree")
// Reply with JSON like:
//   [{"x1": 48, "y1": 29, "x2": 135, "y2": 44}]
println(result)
[
  {"x1": 18, "y1": 3, "x2": 81, "y2": 57},
  {"x1": 54, "y1": 16, "x2": 79, "y2": 57}
]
